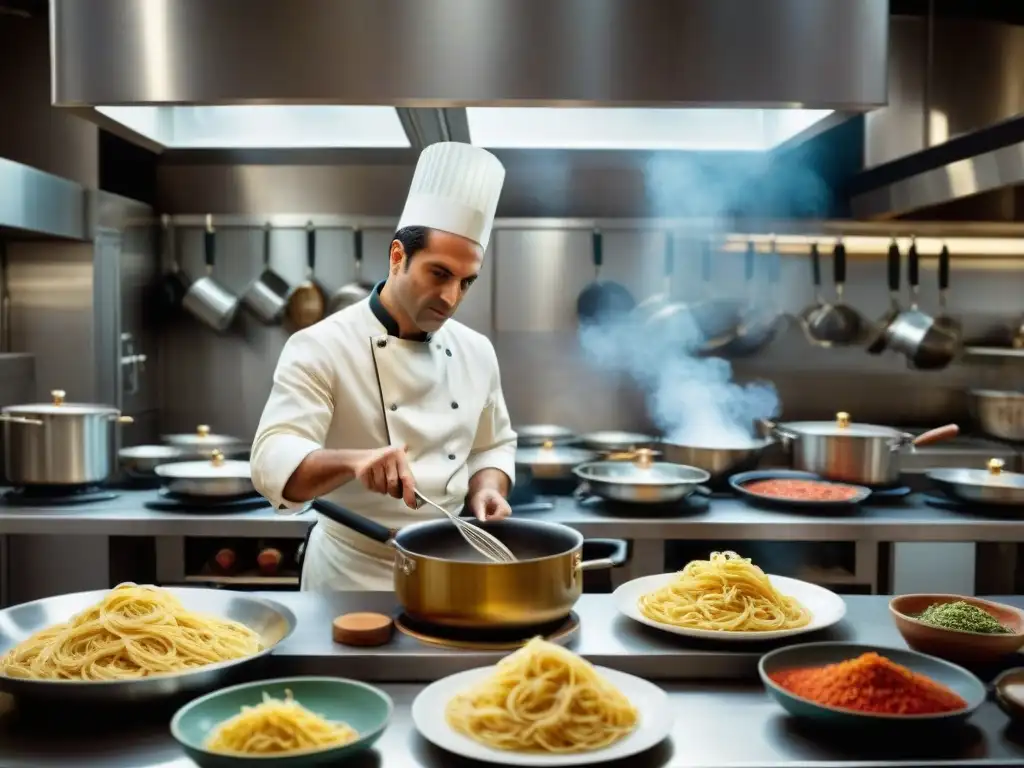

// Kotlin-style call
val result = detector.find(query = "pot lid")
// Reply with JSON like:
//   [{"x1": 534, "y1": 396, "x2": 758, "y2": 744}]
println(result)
[
  {"x1": 578, "y1": 431, "x2": 654, "y2": 450},
  {"x1": 929, "y1": 459, "x2": 1024, "y2": 491},
  {"x1": 779, "y1": 412, "x2": 902, "y2": 438},
  {"x1": 2, "y1": 389, "x2": 119, "y2": 416},
  {"x1": 516, "y1": 444, "x2": 597, "y2": 466},
  {"x1": 154, "y1": 450, "x2": 251, "y2": 479},
  {"x1": 119, "y1": 445, "x2": 183, "y2": 460},
  {"x1": 515, "y1": 424, "x2": 577, "y2": 446},
  {"x1": 161, "y1": 424, "x2": 247, "y2": 449},
  {"x1": 575, "y1": 451, "x2": 710, "y2": 486}
]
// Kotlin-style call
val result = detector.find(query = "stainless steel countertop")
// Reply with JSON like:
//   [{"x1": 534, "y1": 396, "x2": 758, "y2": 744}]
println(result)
[
  {"x1": 2, "y1": 683, "x2": 1021, "y2": 768},
  {"x1": 2, "y1": 490, "x2": 1024, "y2": 542}
]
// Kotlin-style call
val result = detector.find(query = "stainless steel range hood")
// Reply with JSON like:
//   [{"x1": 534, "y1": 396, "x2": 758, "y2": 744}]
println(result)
[
  {"x1": 0, "y1": 158, "x2": 88, "y2": 241},
  {"x1": 50, "y1": 0, "x2": 888, "y2": 153}
]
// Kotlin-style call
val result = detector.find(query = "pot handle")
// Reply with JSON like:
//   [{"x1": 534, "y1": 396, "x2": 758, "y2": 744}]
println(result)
[
  {"x1": 892, "y1": 423, "x2": 959, "y2": 450},
  {"x1": 0, "y1": 414, "x2": 43, "y2": 426},
  {"x1": 108, "y1": 415, "x2": 135, "y2": 424},
  {"x1": 759, "y1": 419, "x2": 797, "y2": 443},
  {"x1": 693, "y1": 485, "x2": 712, "y2": 496},
  {"x1": 578, "y1": 539, "x2": 630, "y2": 572},
  {"x1": 572, "y1": 482, "x2": 598, "y2": 503},
  {"x1": 311, "y1": 498, "x2": 395, "y2": 545}
]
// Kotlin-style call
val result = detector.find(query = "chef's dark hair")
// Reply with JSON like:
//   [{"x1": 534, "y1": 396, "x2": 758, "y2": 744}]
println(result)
[{"x1": 393, "y1": 226, "x2": 431, "y2": 270}]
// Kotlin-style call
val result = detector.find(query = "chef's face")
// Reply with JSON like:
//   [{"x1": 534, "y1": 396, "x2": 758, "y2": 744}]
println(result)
[{"x1": 389, "y1": 228, "x2": 483, "y2": 332}]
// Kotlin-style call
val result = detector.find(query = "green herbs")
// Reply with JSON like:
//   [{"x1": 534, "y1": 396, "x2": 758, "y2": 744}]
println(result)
[{"x1": 917, "y1": 601, "x2": 1012, "y2": 635}]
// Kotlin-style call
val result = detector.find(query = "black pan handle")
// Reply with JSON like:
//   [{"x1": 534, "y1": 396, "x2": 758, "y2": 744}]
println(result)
[
  {"x1": 833, "y1": 240, "x2": 847, "y2": 285},
  {"x1": 306, "y1": 222, "x2": 317, "y2": 272},
  {"x1": 908, "y1": 239, "x2": 919, "y2": 288},
  {"x1": 354, "y1": 228, "x2": 363, "y2": 264},
  {"x1": 592, "y1": 230, "x2": 603, "y2": 268},
  {"x1": 263, "y1": 224, "x2": 272, "y2": 268},
  {"x1": 886, "y1": 240, "x2": 901, "y2": 292},
  {"x1": 311, "y1": 498, "x2": 392, "y2": 544},
  {"x1": 938, "y1": 244, "x2": 950, "y2": 291},
  {"x1": 809, "y1": 244, "x2": 822, "y2": 288},
  {"x1": 204, "y1": 215, "x2": 216, "y2": 272},
  {"x1": 579, "y1": 538, "x2": 630, "y2": 570}
]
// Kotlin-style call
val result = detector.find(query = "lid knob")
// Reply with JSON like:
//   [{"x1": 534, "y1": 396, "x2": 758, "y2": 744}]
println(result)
[
  {"x1": 211, "y1": 449, "x2": 225, "y2": 467},
  {"x1": 197, "y1": 424, "x2": 211, "y2": 438},
  {"x1": 836, "y1": 411, "x2": 851, "y2": 429},
  {"x1": 540, "y1": 440, "x2": 554, "y2": 450},
  {"x1": 987, "y1": 458, "x2": 1005, "y2": 475},
  {"x1": 633, "y1": 448, "x2": 656, "y2": 469},
  {"x1": 51, "y1": 389, "x2": 66, "y2": 406}
]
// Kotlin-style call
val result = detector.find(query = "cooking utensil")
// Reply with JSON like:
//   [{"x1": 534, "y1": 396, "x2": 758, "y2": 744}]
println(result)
[
  {"x1": 150, "y1": 214, "x2": 188, "y2": 324},
  {"x1": 808, "y1": 239, "x2": 867, "y2": 346},
  {"x1": 729, "y1": 469, "x2": 872, "y2": 509},
  {"x1": 576, "y1": 230, "x2": 635, "y2": 326},
  {"x1": 0, "y1": 587, "x2": 296, "y2": 702},
  {"x1": 885, "y1": 239, "x2": 958, "y2": 370},
  {"x1": 515, "y1": 442, "x2": 598, "y2": 480},
  {"x1": 1, "y1": 389, "x2": 133, "y2": 486},
  {"x1": 414, "y1": 488, "x2": 516, "y2": 563},
  {"x1": 572, "y1": 449, "x2": 711, "y2": 504},
  {"x1": 154, "y1": 449, "x2": 254, "y2": 498},
  {"x1": 658, "y1": 436, "x2": 776, "y2": 482},
  {"x1": 866, "y1": 239, "x2": 903, "y2": 354},
  {"x1": 286, "y1": 222, "x2": 327, "y2": 330},
  {"x1": 161, "y1": 424, "x2": 249, "y2": 460},
  {"x1": 578, "y1": 431, "x2": 654, "y2": 453},
  {"x1": 927, "y1": 458, "x2": 1024, "y2": 506},
  {"x1": 181, "y1": 215, "x2": 240, "y2": 333},
  {"x1": 720, "y1": 239, "x2": 786, "y2": 357},
  {"x1": 969, "y1": 389, "x2": 1024, "y2": 442},
  {"x1": 514, "y1": 424, "x2": 577, "y2": 447},
  {"x1": 311, "y1": 498, "x2": 629, "y2": 629},
  {"x1": 118, "y1": 444, "x2": 184, "y2": 475},
  {"x1": 933, "y1": 244, "x2": 962, "y2": 342},
  {"x1": 891, "y1": 594, "x2": 1024, "y2": 666},
  {"x1": 634, "y1": 233, "x2": 676, "y2": 322},
  {"x1": 328, "y1": 228, "x2": 376, "y2": 313},
  {"x1": 769, "y1": 412, "x2": 959, "y2": 487},
  {"x1": 241, "y1": 223, "x2": 290, "y2": 324},
  {"x1": 797, "y1": 243, "x2": 831, "y2": 346}
]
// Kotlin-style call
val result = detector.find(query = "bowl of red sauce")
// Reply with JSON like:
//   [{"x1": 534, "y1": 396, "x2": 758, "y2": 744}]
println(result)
[
  {"x1": 759, "y1": 641, "x2": 985, "y2": 727},
  {"x1": 729, "y1": 470, "x2": 871, "y2": 509}
]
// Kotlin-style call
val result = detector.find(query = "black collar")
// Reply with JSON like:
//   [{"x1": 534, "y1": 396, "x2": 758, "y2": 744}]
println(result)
[{"x1": 368, "y1": 280, "x2": 432, "y2": 342}]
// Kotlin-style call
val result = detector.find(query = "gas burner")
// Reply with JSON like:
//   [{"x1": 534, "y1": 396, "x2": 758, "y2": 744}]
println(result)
[
  {"x1": 865, "y1": 486, "x2": 913, "y2": 503},
  {"x1": 144, "y1": 489, "x2": 267, "y2": 513},
  {"x1": 394, "y1": 611, "x2": 580, "y2": 651},
  {"x1": 2, "y1": 486, "x2": 119, "y2": 506},
  {"x1": 109, "y1": 473, "x2": 163, "y2": 491},
  {"x1": 923, "y1": 494, "x2": 1024, "y2": 518}
]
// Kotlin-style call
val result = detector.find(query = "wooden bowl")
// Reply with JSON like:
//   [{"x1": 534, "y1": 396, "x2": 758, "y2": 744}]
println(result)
[{"x1": 889, "y1": 594, "x2": 1024, "y2": 664}]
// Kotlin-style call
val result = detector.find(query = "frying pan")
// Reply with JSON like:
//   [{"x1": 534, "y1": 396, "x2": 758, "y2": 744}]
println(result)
[
  {"x1": 286, "y1": 222, "x2": 327, "y2": 330},
  {"x1": 328, "y1": 228, "x2": 376, "y2": 313},
  {"x1": 866, "y1": 239, "x2": 902, "y2": 354},
  {"x1": 149, "y1": 214, "x2": 189, "y2": 325},
  {"x1": 576, "y1": 230, "x2": 635, "y2": 325}
]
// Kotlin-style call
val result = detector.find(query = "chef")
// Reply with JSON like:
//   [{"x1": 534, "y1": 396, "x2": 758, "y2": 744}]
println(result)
[{"x1": 250, "y1": 142, "x2": 517, "y2": 591}]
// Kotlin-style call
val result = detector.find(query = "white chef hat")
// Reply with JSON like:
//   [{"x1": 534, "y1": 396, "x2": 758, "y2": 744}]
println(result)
[{"x1": 397, "y1": 142, "x2": 506, "y2": 251}]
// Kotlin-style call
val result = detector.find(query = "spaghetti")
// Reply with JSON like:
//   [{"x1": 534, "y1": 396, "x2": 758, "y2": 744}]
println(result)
[
  {"x1": 206, "y1": 689, "x2": 359, "y2": 755},
  {"x1": 445, "y1": 637, "x2": 638, "y2": 753},
  {"x1": 638, "y1": 551, "x2": 812, "y2": 632},
  {"x1": 0, "y1": 583, "x2": 262, "y2": 681}
]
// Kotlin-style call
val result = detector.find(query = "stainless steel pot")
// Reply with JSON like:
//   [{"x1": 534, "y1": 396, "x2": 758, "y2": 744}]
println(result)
[
  {"x1": 241, "y1": 224, "x2": 291, "y2": 324},
  {"x1": 659, "y1": 436, "x2": 776, "y2": 482},
  {"x1": 769, "y1": 412, "x2": 959, "y2": 487},
  {"x1": 515, "y1": 424, "x2": 578, "y2": 447},
  {"x1": 515, "y1": 442, "x2": 598, "y2": 480},
  {"x1": 573, "y1": 451, "x2": 711, "y2": 504},
  {"x1": 2, "y1": 389, "x2": 134, "y2": 486},
  {"x1": 969, "y1": 389, "x2": 1024, "y2": 443},
  {"x1": 327, "y1": 228, "x2": 375, "y2": 313},
  {"x1": 118, "y1": 444, "x2": 184, "y2": 475},
  {"x1": 311, "y1": 498, "x2": 629, "y2": 629},
  {"x1": 578, "y1": 431, "x2": 654, "y2": 453},
  {"x1": 154, "y1": 450, "x2": 254, "y2": 497},
  {"x1": 926, "y1": 458, "x2": 1024, "y2": 507},
  {"x1": 181, "y1": 215, "x2": 240, "y2": 333},
  {"x1": 161, "y1": 424, "x2": 249, "y2": 460}
]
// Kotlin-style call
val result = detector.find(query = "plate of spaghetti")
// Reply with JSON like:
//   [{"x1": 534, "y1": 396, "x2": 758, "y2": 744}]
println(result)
[
  {"x1": 412, "y1": 637, "x2": 672, "y2": 766},
  {"x1": 614, "y1": 551, "x2": 846, "y2": 641},
  {"x1": 172, "y1": 676, "x2": 392, "y2": 766},
  {"x1": 0, "y1": 583, "x2": 295, "y2": 702},
  {"x1": 759, "y1": 642, "x2": 986, "y2": 726}
]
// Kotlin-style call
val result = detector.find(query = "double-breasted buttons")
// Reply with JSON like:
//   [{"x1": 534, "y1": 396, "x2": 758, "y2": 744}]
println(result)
[
  {"x1": 389, "y1": 404, "x2": 398, "y2": 411},
  {"x1": 448, "y1": 453, "x2": 456, "y2": 460},
  {"x1": 376, "y1": 339, "x2": 387, "y2": 348},
  {"x1": 445, "y1": 349, "x2": 453, "y2": 357},
  {"x1": 451, "y1": 401, "x2": 459, "y2": 409}
]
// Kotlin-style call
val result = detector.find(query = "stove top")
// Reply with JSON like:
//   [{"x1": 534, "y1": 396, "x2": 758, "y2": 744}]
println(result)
[{"x1": 1, "y1": 486, "x2": 120, "y2": 506}]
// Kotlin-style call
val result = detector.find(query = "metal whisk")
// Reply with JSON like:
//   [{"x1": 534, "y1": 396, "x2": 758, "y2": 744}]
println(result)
[{"x1": 414, "y1": 489, "x2": 517, "y2": 563}]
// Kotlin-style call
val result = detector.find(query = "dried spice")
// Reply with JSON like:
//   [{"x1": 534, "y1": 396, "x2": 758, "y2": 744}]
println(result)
[{"x1": 917, "y1": 601, "x2": 1011, "y2": 635}]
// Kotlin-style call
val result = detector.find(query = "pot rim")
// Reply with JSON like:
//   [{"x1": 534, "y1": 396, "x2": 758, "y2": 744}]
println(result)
[
  {"x1": 573, "y1": 460, "x2": 710, "y2": 486},
  {"x1": 779, "y1": 420, "x2": 903, "y2": 439},
  {"x1": 393, "y1": 517, "x2": 583, "y2": 566}
]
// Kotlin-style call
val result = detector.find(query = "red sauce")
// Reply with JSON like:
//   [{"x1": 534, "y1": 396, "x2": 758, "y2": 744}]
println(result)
[{"x1": 743, "y1": 478, "x2": 862, "y2": 502}]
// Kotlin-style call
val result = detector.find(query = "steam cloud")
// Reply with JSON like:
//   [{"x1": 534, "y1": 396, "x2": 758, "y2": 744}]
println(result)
[{"x1": 579, "y1": 151, "x2": 829, "y2": 447}]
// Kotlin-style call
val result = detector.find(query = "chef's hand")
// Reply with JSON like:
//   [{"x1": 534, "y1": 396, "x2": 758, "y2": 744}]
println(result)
[
  {"x1": 353, "y1": 445, "x2": 417, "y2": 509},
  {"x1": 468, "y1": 488, "x2": 512, "y2": 522}
]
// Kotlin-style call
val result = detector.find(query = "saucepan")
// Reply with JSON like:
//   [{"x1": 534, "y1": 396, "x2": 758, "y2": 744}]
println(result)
[
  {"x1": 154, "y1": 450, "x2": 254, "y2": 498},
  {"x1": 926, "y1": 458, "x2": 1024, "y2": 507},
  {"x1": 969, "y1": 389, "x2": 1024, "y2": 443},
  {"x1": 572, "y1": 449, "x2": 711, "y2": 504},
  {"x1": 658, "y1": 435, "x2": 777, "y2": 483},
  {"x1": 311, "y1": 498, "x2": 629, "y2": 629},
  {"x1": 766, "y1": 411, "x2": 959, "y2": 487}
]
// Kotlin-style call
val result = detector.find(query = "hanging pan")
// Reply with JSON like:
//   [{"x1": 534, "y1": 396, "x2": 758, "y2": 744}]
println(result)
[
  {"x1": 286, "y1": 222, "x2": 327, "y2": 330},
  {"x1": 576, "y1": 230, "x2": 635, "y2": 326}
]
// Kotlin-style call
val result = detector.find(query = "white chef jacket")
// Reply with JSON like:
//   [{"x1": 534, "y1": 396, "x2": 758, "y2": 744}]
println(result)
[{"x1": 250, "y1": 283, "x2": 517, "y2": 591}]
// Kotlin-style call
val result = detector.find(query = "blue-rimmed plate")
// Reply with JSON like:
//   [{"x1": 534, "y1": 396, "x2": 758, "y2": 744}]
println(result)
[
  {"x1": 729, "y1": 470, "x2": 871, "y2": 509},
  {"x1": 759, "y1": 642, "x2": 985, "y2": 728}
]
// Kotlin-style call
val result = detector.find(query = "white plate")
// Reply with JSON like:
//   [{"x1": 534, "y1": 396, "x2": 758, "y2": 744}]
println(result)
[
  {"x1": 411, "y1": 665, "x2": 673, "y2": 766},
  {"x1": 613, "y1": 572, "x2": 847, "y2": 641}
]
